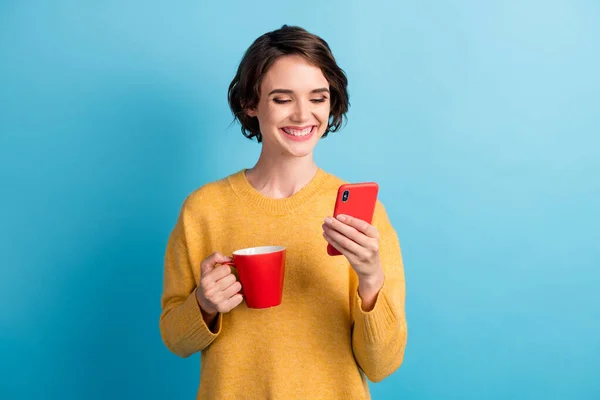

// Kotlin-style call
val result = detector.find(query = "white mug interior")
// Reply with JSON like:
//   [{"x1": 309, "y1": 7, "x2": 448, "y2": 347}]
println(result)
[{"x1": 233, "y1": 246, "x2": 285, "y2": 256}]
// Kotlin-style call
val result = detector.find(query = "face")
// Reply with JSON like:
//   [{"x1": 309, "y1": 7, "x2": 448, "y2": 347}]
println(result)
[{"x1": 247, "y1": 55, "x2": 331, "y2": 158}]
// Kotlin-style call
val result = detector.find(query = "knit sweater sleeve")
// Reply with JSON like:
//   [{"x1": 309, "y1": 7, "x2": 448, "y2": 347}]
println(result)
[
  {"x1": 351, "y1": 201, "x2": 408, "y2": 382},
  {"x1": 159, "y1": 200, "x2": 222, "y2": 357}
]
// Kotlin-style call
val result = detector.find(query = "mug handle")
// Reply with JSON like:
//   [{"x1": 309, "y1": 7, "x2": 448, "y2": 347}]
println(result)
[{"x1": 219, "y1": 261, "x2": 243, "y2": 295}]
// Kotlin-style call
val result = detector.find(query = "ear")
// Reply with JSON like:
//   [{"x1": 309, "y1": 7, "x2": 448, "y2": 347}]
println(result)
[{"x1": 246, "y1": 107, "x2": 257, "y2": 118}]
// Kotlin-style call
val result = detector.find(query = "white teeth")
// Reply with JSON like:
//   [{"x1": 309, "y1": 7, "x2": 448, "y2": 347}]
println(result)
[{"x1": 282, "y1": 126, "x2": 313, "y2": 136}]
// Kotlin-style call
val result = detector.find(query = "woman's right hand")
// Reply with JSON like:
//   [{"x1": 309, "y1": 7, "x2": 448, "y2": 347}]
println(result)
[{"x1": 196, "y1": 252, "x2": 244, "y2": 327}]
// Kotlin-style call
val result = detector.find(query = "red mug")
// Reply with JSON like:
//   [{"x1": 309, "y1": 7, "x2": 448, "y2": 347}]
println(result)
[{"x1": 222, "y1": 246, "x2": 286, "y2": 309}]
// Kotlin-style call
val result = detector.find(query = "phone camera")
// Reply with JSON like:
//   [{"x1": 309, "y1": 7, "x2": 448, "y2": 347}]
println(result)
[{"x1": 342, "y1": 190, "x2": 349, "y2": 202}]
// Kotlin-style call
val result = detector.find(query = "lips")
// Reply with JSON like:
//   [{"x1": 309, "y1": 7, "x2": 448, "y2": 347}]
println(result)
[
  {"x1": 279, "y1": 125, "x2": 316, "y2": 142},
  {"x1": 281, "y1": 126, "x2": 314, "y2": 136}
]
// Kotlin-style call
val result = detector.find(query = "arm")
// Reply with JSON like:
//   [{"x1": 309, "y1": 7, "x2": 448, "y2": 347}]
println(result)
[
  {"x1": 159, "y1": 203, "x2": 222, "y2": 358},
  {"x1": 349, "y1": 203, "x2": 407, "y2": 382}
]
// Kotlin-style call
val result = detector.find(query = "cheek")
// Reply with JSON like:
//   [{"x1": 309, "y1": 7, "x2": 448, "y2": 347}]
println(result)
[
  {"x1": 262, "y1": 104, "x2": 287, "y2": 126},
  {"x1": 317, "y1": 104, "x2": 331, "y2": 123}
]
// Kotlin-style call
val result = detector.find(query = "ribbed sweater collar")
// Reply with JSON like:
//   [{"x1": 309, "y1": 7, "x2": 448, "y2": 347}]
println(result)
[{"x1": 227, "y1": 168, "x2": 331, "y2": 215}]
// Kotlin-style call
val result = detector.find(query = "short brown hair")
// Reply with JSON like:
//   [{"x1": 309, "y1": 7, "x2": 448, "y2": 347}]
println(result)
[{"x1": 228, "y1": 25, "x2": 349, "y2": 142}]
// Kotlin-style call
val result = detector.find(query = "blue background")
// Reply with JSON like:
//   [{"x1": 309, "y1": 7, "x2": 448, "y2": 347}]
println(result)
[{"x1": 1, "y1": 1, "x2": 599, "y2": 399}]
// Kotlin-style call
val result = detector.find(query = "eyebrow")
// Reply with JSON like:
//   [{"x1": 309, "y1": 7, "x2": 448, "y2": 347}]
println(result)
[{"x1": 268, "y1": 88, "x2": 330, "y2": 96}]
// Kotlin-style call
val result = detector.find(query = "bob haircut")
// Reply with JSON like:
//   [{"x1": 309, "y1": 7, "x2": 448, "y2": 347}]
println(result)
[{"x1": 228, "y1": 25, "x2": 349, "y2": 142}]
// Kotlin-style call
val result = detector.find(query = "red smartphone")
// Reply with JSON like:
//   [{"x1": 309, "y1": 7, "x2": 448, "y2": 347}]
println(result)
[{"x1": 327, "y1": 182, "x2": 379, "y2": 256}]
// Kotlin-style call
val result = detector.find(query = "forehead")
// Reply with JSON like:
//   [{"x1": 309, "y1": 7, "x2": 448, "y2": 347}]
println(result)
[{"x1": 261, "y1": 55, "x2": 329, "y2": 92}]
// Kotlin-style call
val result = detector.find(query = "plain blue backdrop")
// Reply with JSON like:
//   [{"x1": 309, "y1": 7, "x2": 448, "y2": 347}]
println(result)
[{"x1": 1, "y1": 1, "x2": 599, "y2": 399}]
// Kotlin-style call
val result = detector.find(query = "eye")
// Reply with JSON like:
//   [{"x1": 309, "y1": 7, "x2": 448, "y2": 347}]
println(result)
[
  {"x1": 273, "y1": 98, "x2": 291, "y2": 104},
  {"x1": 311, "y1": 97, "x2": 328, "y2": 103}
]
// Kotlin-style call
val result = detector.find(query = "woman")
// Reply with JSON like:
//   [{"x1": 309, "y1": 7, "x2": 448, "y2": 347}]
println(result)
[{"x1": 159, "y1": 25, "x2": 407, "y2": 399}]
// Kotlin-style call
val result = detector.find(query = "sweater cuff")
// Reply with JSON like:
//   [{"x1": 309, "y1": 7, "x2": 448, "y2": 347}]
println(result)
[
  {"x1": 179, "y1": 290, "x2": 222, "y2": 348},
  {"x1": 354, "y1": 282, "x2": 399, "y2": 344}
]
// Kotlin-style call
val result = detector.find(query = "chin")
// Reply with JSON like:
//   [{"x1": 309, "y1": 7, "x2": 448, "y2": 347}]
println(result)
[
  {"x1": 286, "y1": 138, "x2": 323, "y2": 158},
  {"x1": 286, "y1": 147, "x2": 314, "y2": 158}
]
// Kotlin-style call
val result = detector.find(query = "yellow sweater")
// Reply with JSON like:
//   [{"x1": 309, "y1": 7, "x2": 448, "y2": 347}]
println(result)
[{"x1": 159, "y1": 168, "x2": 407, "y2": 399}]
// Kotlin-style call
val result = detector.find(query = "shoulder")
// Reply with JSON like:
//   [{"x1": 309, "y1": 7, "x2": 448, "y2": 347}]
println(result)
[
  {"x1": 373, "y1": 199, "x2": 391, "y2": 226},
  {"x1": 319, "y1": 169, "x2": 348, "y2": 194},
  {"x1": 179, "y1": 170, "x2": 241, "y2": 217}
]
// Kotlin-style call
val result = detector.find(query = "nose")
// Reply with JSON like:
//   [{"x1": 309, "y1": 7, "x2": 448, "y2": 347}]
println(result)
[{"x1": 291, "y1": 99, "x2": 310, "y2": 123}]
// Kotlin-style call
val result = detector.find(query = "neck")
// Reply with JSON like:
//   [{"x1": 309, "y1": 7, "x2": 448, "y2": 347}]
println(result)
[{"x1": 245, "y1": 151, "x2": 319, "y2": 199}]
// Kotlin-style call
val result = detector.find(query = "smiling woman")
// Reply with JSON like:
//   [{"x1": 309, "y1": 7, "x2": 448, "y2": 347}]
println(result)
[
  {"x1": 228, "y1": 25, "x2": 349, "y2": 144},
  {"x1": 159, "y1": 25, "x2": 407, "y2": 400},
  {"x1": 245, "y1": 55, "x2": 332, "y2": 156}
]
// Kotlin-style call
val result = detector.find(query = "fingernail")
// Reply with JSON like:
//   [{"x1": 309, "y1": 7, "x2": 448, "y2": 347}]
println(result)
[
  {"x1": 337, "y1": 215, "x2": 346, "y2": 222},
  {"x1": 324, "y1": 217, "x2": 333, "y2": 225}
]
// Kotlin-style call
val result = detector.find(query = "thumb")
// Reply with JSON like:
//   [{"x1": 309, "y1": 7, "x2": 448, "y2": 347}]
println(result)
[{"x1": 200, "y1": 252, "x2": 233, "y2": 275}]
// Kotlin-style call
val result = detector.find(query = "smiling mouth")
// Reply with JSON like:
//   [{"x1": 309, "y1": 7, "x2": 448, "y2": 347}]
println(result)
[{"x1": 281, "y1": 126, "x2": 315, "y2": 137}]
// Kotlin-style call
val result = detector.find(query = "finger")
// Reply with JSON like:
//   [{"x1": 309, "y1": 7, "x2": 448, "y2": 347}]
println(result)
[
  {"x1": 221, "y1": 280, "x2": 242, "y2": 299},
  {"x1": 323, "y1": 231, "x2": 353, "y2": 260},
  {"x1": 201, "y1": 264, "x2": 233, "y2": 285},
  {"x1": 203, "y1": 277, "x2": 239, "y2": 305},
  {"x1": 201, "y1": 252, "x2": 233, "y2": 274},
  {"x1": 336, "y1": 214, "x2": 380, "y2": 239},
  {"x1": 323, "y1": 227, "x2": 362, "y2": 257},
  {"x1": 323, "y1": 218, "x2": 371, "y2": 248},
  {"x1": 214, "y1": 273, "x2": 238, "y2": 291},
  {"x1": 220, "y1": 293, "x2": 244, "y2": 313}
]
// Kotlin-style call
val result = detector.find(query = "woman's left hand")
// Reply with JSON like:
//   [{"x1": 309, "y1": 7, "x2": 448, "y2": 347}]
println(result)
[{"x1": 322, "y1": 214, "x2": 384, "y2": 282}]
